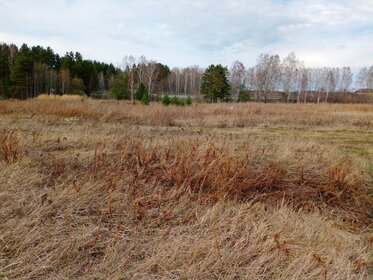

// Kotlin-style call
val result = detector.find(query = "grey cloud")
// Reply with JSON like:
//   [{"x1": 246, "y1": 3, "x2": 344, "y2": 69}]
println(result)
[{"x1": 0, "y1": 0, "x2": 372, "y2": 67}]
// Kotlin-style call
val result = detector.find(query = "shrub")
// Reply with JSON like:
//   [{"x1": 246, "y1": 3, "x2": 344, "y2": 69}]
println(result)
[
  {"x1": 186, "y1": 95, "x2": 192, "y2": 105},
  {"x1": 170, "y1": 96, "x2": 185, "y2": 106},
  {"x1": 141, "y1": 92, "x2": 149, "y2": 105},
  {"x1": 162, "y1": 94, "x2": 171, "y2": 105},
  {"x1": 71, "y1": 77, "x2": 86, "y2": 95},
  {"x1": 238, "y1": 85, "x2": 251, "y2": 102},
  {"x1": 110, "y1": 74, "x2": 129, "y2": 100}
]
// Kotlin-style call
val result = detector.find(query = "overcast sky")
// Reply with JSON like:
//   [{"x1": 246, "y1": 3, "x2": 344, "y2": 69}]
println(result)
[{"x1": 0, "y1": 0, "x2": 372, "y2": 68}]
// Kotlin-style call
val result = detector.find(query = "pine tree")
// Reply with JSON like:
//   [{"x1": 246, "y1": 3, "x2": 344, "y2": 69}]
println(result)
[
  {"x1": 141, "y1": 91, "x2": 149, "y2": 105},
  {"x1": 135, "y1": 83, "x2": 146, "y2": 101},
  {"x1": 200, "y1": 64, "x2": 230, "y2": 102},
  {"x1": 186, "y1": 95, "x2": 192, "y2": 105}
]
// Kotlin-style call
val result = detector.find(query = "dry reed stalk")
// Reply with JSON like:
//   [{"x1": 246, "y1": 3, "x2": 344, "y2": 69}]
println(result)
[
  {"x1": 273, "y1": 233, "x2": 290, "y2": 257},
  {"x1": 213, "y1": 229, "x2": 223, "y2": 263},
  {"x1": 312, "y1": 253, "x2": 328, "y2": 280}
]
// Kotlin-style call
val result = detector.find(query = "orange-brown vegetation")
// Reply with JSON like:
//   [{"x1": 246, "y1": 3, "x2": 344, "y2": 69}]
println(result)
[
  {"x1": 0, "y1": 99, "x2": 372, "y2": 279},
  {"x1": 0, "y1": 98, "x2": 372, "y2": 128}
]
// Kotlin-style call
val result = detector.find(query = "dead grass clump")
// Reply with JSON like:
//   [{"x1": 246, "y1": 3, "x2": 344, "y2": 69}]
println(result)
[
  {"x1": 37, "y1": 94, "x2": 87, "y2": 101},
  {"x1": 0, "y1": 99, "x2": 102, "y2": 119},
  {"x1": 34, "y1": 101, "x2": 100, "y2": 119},
  {"x1": 119, "y1": 140, "x2": 370, "y2": 226},
  {"x1": 0, "y1": 130, "x2": 23, "y2": 164},
  {"x1": 352, "y1": 118, "x2": 372, "y2": 127}
]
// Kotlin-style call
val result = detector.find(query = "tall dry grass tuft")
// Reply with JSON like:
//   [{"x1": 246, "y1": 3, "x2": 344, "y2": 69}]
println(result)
[
  {"x1": 36, "y1": 93, "x2": 88, "y2": 101},
  {"x1": 111, "y1": 139, "x2": 370, "y2": 228},
  {"x1": 0, "y1": 130, "x2": 23, "y2": 164}
]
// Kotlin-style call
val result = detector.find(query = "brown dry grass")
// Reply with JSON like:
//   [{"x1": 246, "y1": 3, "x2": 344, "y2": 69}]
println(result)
[
  {"x1": 0, "y1": 99, "x2": 372, "y2": 279},
  {"x1": 0, "y1": 99, "x2": 372, "y2": 128},
  {"x1": 36, "y1": 94, "x2": 88, "y2": 101}
]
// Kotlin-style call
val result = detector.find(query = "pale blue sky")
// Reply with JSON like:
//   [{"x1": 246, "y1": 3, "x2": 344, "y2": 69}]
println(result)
[{"x1": 0, "y1": 0, "x2": 372, "y2": 68}]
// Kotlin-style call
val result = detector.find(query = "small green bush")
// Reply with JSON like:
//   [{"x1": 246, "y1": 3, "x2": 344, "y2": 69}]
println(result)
[
  {"x1": 141, "y1": 92, "x2": 149, "y2": 105},
  {"x1": 170, "y1": 96, "x2": 178, "y2": 105},
  {"x1": 186, "y1": 95, "x2": 192, "y2": 105},
  {"x1": 238, "y1": 85, "x2": 251, "y2": 102},
  {"x1": 162, "y1": 94, "x2": 171, "y2": 105},
  {"x1": 169, "y1": 96, "x2": 184, "y2": 106}
]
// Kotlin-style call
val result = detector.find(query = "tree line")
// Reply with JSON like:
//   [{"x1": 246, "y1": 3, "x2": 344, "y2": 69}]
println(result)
[
  {"x1": 0, "y1": 43, "x2": 117, "y2": 99},
  {"x1": 1, "y1": 43, "x2": 372, "y2": 102},
  {"x1": 120, "y1": 53, "x2": 373, "y2": 103},
  {"x1": 228, "y1": 53, "x2": 373, "y2": 103}
]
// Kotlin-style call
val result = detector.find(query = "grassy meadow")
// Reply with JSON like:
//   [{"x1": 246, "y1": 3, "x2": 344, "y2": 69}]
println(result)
[{"x1": 0, "y1": 98, "x2": 372, "y2": 279}]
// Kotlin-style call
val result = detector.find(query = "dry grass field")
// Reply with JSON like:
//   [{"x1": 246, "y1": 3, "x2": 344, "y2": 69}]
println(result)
[{"x1": 0, "y1": 98, "x2": 372, "y2": 279}]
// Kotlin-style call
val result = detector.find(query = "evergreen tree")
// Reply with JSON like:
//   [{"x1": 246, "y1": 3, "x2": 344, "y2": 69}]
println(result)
[
  {"x1": 135, "y1": 83, "x2": 146, "y2": 100},
  {"x1": 10, "y1": 44, "x2": 33, "y2": 99},
  {"x1": 140, "y1": 91, "x2": 149, "y2": 105},
  {"x1": 186, "y1": 95, "x2": 192, "y2": 105},
  {"x1": 200, "y1": 64, "x2": 230, "y2": 102},
  {"x1": 110, "y1": 74, "x2": 129, "y2": 99},
  {"x1": 0, "y1": 44, "x2": 11, "y2": 98},
  {"x1": 238, "y1": 85, "x2": 250, "y2": 102}
]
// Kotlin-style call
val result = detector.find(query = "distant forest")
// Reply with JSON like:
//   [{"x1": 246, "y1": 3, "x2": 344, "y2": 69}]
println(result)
[
  {"x1": 0, "y1": 43, "x2": 372, "y2": 102},
  {"x1": 0, "y1": 43, "x2": 118, "y2": 99}
]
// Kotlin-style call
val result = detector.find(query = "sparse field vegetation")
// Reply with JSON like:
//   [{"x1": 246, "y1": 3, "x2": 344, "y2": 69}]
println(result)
[{"x1": 0, "y1": 99, "x2": 372, "y2": 279}]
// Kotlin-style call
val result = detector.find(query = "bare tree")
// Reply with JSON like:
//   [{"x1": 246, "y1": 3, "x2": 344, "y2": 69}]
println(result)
[
  {"x1": 324, "y1": 68, "x2": 337, "y2": 102},
  {"x1": 368, "y1": 66, "x2": 373, "y2": 92},
  {"x1": 192, "y1": 66, "x2": 203, "y2": 97},
  {"x1": 174, "y1": 68, "x2": 181, "y2": 94},
  {"x1": 299, "y1": 67, "x2": 309, "y2": 103},
  {"x1": 48, "y1": 69, "x2": 58, "y2": 94},
  {"x1": 123, "y1": 55, "x2": 136, "y2": 101},
  {"x1": 313, "y1": 68, "x2": 325, "y2": 104},
  {"x1": 98, "y1": 71, "x2": 105, "y2": 92},
  {"x1": 245, "y1": 67, "x2": 256, "y2": 98},
  {"x1": 304, "y1": 68, "x2": 315, "y2": 102},
  {"x1": 136, "y1": 55, "x2": 147, "y2": 85},
  {"x1": 61, "y1": 68, "x2": 71, "y2": 94},
  {"x1": 255, "y1": 54, "x2": 281, "y2": 102},
  {"x1": 166, "y1": 66, "x2": 203, "y2": 97},
  {"x1": 357, "y1": 67, "x2": 369, "y2": 92},
  {"x1": 229, "y1": 60, "x2": 245, "y2": 101},
  {"x1": 340, "y1": 67, "x2": 353, "y2": 93},
  {"x1": 169, "y1": 68, "x2": 183, "y2": 95},
  {"x1": 182, "y1": 67, "x2": 189, "y2": 95},
  {"x1": 145, "y1": 60, "x2": 159, "y2": 98},
  {"x1": 33, "y1": 62, "x2": 46, "y2": 97},
  {"x1": 281, "y1": 52, "x2": 301, "y2": 103}
]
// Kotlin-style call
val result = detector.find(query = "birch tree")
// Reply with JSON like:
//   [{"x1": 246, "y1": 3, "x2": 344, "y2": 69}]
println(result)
[
  {"x1": 281, "y1": 52, "x2": 300, "y2": 102},
  {"x1": 368, "y1": 66, "x2": 373, "y2": 91},
  {"x1": 229, "y1": 60, "x2": 245, "y2": 101},
  {"x1": 357, "y1": 67, "x2": 368, "y2": 92},
  {"x1": 255, "y1": 54, "x2": 281, "y2": 102},
  {"x1": 340, "y1": 67, "x2": 352, "y2": 93},
  {"x1": 123, "y1": 55, "x2": 136, "y2": 101},
  {"x1": 145, "y1": 60, "x2": 159, "y2": 98}
]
